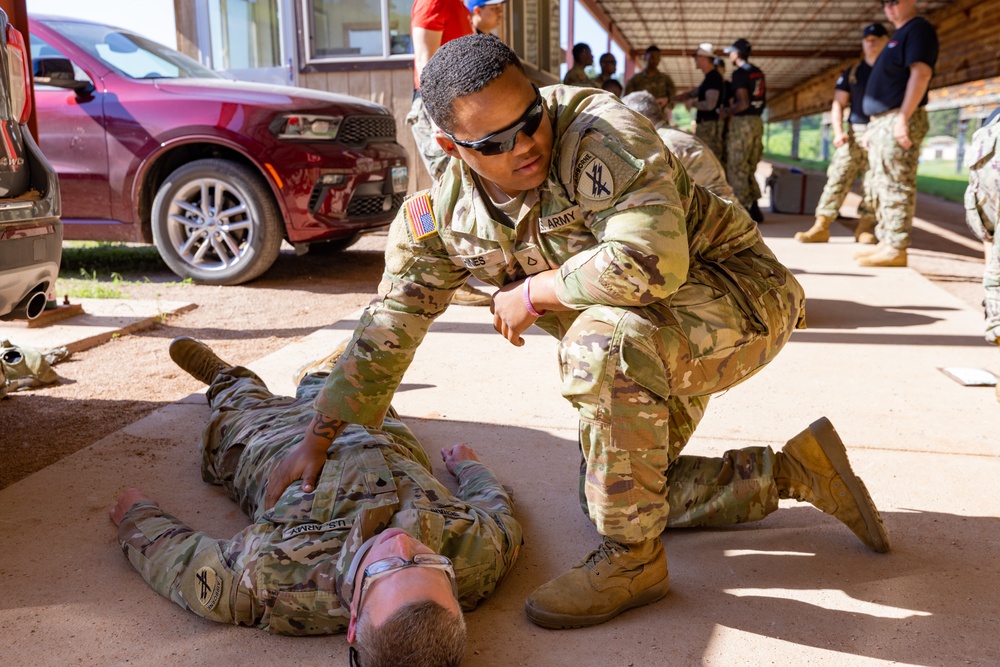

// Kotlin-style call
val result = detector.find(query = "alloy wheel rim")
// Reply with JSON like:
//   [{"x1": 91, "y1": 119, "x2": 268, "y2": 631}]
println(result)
[{"x1": 165, "y1": 178, "x2": 253, "y2": 272}]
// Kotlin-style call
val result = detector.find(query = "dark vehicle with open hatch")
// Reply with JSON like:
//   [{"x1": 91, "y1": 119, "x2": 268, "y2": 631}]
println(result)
[
  {"x1": 29, "y1": 15, "x2": 408, "y2": 285},
  {"x1": 0, "y1": 8, "x2": 62, "y2": 324}
]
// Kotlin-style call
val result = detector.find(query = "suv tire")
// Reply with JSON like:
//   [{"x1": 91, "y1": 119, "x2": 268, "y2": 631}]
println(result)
[{"x1": 151, "y1": 158, "x2": 283, "y2": 285}]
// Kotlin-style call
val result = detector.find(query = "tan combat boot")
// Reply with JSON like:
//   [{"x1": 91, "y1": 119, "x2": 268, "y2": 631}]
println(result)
[
  {"x1": 292, "y1": 337, "x2": 351, "y2": 385},
  {"x1": 856, "y1": 245, "x2": 907, "y2": 267},
  {"x1": 169, "y1": 337, "x2": 231, "y2": 385},
  {"x1": 854, "y1": 218, "x2": 877, "y2": 245},
  {"x1": 852, "y1": 242, "x2": 884, "y2": 259},
  {"x1": 525, "y1": 537, "x2": 669, "y2": 629},
  {"x1": 795, "y1": 215, "x2": 832, "y2": 243},
  {"x1": 775, "y1": 417, "x2": 890, "y2": 553},
  {"x1": 451, "y1": 283, "x2": 492, "y2": 306}
]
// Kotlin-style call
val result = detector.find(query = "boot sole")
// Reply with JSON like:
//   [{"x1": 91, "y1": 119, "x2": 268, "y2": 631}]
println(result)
[
  {"x1": 524, "y1": 576, "x2": 670, "y2": 629},
  {"x1": 809, "y1": 417, "x2": 891, "y2": 553}
]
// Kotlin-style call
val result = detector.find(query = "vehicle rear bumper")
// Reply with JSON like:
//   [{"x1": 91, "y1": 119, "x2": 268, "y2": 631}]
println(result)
[{"x1": 0, "y1": 217, "x2": 63, "y2": 319}]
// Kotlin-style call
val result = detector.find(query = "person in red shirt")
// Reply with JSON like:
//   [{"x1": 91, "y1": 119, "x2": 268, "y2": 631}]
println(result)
[{"x1": 406, "y1": 0, "x2": 493, "y2": 305}]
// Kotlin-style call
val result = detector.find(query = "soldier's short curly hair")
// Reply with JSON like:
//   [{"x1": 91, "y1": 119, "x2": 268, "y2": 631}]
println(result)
[
  {"x1": 622, "y1": 91, "x2": 665, "y2": 127},
  {"x1": 354, "y1": 600, "x2": 467, "y2": 667},
  {"x1": 420, "y1": 33, "x2": 525, "y2": 134}
]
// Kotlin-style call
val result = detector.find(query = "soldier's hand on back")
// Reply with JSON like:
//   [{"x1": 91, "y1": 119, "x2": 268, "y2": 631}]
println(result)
[
  {"x1": 264, "y1": 415, "x2": 342, "y2": 508},
  {"x1": 441, "y1": 444, "x2": 480, "y2": 476}
]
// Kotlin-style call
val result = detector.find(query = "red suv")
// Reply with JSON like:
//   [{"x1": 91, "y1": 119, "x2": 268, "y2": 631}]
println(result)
[{"x1": 29, "y1": 15, "x2": 408, "y2": 285}]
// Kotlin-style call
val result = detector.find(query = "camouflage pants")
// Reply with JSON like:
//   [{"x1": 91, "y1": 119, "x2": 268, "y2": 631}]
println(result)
[
  {"x1": 201, "y1": 369, "x2": 424, "y2": 522},
  {"x1": 406, "y1": 95, "x2": 450, "y2": 182},
  {"x1": 814, "y1": 124, "x2": 875, "y2": 223},
  {"x1": 867, "y1": 108, "x2": 929, "y2": 250},
  {"x1": 559, "y1": 240, "x2": 805, "y2": 544},
  {"x1": 695, "y1": 119, "x2": 725, "y2": 162},
  {"x1": 726, "y1": 115, "x2": 765, "y2": 208},
  {"x1": 965, "y1": 140, "x2": 1000, "y2": 342}
]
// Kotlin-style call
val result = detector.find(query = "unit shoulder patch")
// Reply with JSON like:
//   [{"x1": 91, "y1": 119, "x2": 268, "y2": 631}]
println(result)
[
  {"x1": 195, "y1": 566, "x2": 222, "y2": 612},
  {"x1": 569, "y1": 134, "x2": 642, "y2": 209},
  {"x1": 575, "y1": 152, "x2": 614, "y2": 202},
  {"x1": 404, "y1": 191, "x2": 439, "y2": 241}
]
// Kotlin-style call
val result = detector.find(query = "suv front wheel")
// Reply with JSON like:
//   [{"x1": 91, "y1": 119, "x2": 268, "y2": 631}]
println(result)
[{"x1": 151, "y1": 158, "x2": 283, "y2": 285}]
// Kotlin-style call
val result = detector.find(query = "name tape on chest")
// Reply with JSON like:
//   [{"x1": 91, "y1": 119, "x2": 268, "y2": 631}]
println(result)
[
  {"x1": 455, "y1": 247, "x2": 506, "y2": 270},
  {"x1": 404, "y1": 192, "x2": 438, "y2": 240},
  {"x1": 539, "y1": 205, "x2": 583, "y2": 233},
  {"x1": 574, "y1": 152, "x2": 614, "y2": 202},
  {"x1": 282, "y1": 517, "x2": 353, "y2": 540}
]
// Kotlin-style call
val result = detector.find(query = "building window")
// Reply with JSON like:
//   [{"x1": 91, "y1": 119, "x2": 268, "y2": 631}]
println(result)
[
  {"x1": 304, "y1": 0, "x2": 415, "y2": 62},
  {"x1": 210, "y1": 0, "x2": 282, "y2": 69}
]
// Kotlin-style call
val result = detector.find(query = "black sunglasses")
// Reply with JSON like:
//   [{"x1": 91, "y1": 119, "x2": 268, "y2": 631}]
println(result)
[
  {"x1": 443, "y1": 85, "x2": 544, "y2": 155},
  {"x1": 881, "y1": 0, "x2": 898, "y2": 5}
]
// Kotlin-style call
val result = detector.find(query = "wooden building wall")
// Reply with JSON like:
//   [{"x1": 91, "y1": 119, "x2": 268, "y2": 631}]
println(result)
[{"x1": 769, "y1": 0, "x2": 1000, "y2": 123}]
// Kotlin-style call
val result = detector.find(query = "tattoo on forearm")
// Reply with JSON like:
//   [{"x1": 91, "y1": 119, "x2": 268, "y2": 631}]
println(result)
[{"x1": 311, "y1": 415, "x2": 345, "y2": 440}]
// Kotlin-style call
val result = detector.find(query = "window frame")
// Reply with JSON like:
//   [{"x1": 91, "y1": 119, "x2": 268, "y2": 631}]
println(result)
[{"x1": 300, "y1": 0, "x2": 416, "y2": 67}]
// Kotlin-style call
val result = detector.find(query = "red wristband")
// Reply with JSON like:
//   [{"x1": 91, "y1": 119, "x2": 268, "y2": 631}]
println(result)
[{"x1": 523, "y1": 275, "x2": 545, "y2": 317}]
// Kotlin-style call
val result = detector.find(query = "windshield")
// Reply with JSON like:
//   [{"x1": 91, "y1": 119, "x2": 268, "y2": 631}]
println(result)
[{"x1": 42, "y1": 19, "x2": 221, "y2": 80}]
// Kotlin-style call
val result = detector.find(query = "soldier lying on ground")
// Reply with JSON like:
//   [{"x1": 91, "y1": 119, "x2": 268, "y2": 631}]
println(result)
[
  {"x1": 266, "y1": 34, "x2": 890, "y2": 631},
  {"x1": 110, "y1": 337, "x2": 522, "y2": 667}
]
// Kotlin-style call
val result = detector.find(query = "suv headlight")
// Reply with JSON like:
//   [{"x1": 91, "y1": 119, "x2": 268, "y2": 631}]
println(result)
[{"x1": 271, "y1": 114, "x2": 343, "y2": 141}]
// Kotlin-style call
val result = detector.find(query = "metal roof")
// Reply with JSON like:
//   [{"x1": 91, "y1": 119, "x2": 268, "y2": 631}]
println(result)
[{"x1": 589, "y1": 0, "x2": 954, "y2": 97}]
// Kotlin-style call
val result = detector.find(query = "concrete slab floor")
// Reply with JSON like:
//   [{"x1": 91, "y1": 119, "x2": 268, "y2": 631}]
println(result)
[
  {"x1": 0, "y1": 298, "x2": 197, "y2": 353},
  {"x1": 1, "y1": 216, "x2": 998, "y2": 666}
]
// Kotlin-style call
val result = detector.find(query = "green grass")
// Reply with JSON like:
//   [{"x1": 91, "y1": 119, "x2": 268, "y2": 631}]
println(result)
[
  {"x1": 57, "y1": 242, "x2": 191, "y2": 300},
  {"x1": 764, "y1": 152, "x2": 830, "y2": 173},
  {"x1": 763, "y1": 154, "x2": 969, "y2": 204},
  {"x1": 60, "y1": 241, "x2": 170, "y2": 278},
  {"x1": 57, "y1": 269, "x2": 129, "y2": 299}
]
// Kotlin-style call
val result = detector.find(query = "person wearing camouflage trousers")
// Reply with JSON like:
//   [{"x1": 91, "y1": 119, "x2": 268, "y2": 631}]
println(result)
[
  {"x1": 723, "y1": 38, "x2": 766, "y2": 222},
  {"x1": 111, "y1": 339, "x2": 522, "y2": 653},
  {"x1": 270, "y1": 35, "x2": 891, "y2": 631},
  {"x1": 797, "y1": 24, "x2": 888, "y2": 245},
  {"x1": 856, "y1": 0, "x2": 938, "y2": 267},
  {"x1": 963, "y1": 109, "x2": 1000, "y2": 401}
]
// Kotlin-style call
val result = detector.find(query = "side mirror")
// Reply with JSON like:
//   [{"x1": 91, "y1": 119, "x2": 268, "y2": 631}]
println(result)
[{"x1": 33, "y1": 56, "x2": 93, "y2": 93}]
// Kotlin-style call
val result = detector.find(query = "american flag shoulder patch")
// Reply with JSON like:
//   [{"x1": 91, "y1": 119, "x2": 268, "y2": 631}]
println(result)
[{"x1": 404, "y1": 191, "x2": 438, "y2": 240}]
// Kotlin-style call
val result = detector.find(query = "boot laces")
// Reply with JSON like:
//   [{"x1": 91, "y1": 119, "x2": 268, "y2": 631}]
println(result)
[{"x1": 583, "y1": 537, "x2": 628, "y2": 572}]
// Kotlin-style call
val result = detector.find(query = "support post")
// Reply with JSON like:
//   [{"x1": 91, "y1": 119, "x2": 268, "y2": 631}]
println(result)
[{"x1": 791, "y1": 117, "x2": 801, "y2": 160}]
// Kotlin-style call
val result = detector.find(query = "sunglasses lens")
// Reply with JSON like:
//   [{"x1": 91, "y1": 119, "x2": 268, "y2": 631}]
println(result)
[{"x1": 477, "y1": 101, "x2": 543, "y2": 156}]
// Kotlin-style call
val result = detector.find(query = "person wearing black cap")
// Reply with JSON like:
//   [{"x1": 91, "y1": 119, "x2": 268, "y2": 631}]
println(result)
[
  {"x1": 723, "y1": 38, "x2": 766, "y2": 223},
  {"x1": 856, "y1": 0, "x2": 938, "y2": 267},
  {"x1": 679, "y1": 43, "x2": 725, "y2": 160},
  {"x1": 624, "y1": 45, "x2": 677, "y2": 110},
  {"x1": 797, "y1": 23, "x2": 889, "y2": 244}
]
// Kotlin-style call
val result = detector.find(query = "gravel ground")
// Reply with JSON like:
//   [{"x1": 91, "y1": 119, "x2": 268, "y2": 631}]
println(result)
[{"x1": 0, "y1": 192, "x2": 989, "y2": 491}]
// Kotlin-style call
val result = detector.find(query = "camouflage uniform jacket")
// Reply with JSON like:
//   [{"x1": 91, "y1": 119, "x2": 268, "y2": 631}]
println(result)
[
  {"x1": 964, "y1": 112, "x2": 1000, "y2": 241},
  {"x1": 655, "y1": 125, "x2": 736, "y2": 201},
  {"x1": 315, "y1": 85, "x2": 765, "y2": 424},
  {"x1": 624, "y1": 68, "x2": 677, "y2": 104},
  {"x1": 562, "y1": 64, "x2": 597, "y2": 87},
  {"x1": 116, "y1": 412, "x2": 522, "y2": 636}
]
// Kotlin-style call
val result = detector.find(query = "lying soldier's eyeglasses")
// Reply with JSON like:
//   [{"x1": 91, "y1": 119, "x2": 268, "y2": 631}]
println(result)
[
  {"x1": 881, "y1": 0, "x2": 899, "y2": 6},
  {"x1": 443, "y1": 85, "x2": 544, "y2": 155},
  {"x1": 347, "y1": 553, "x2": 459, "y2": 666},
  {"x1": 355, "y1": 553, "x2": 458, "y2": 620}
]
